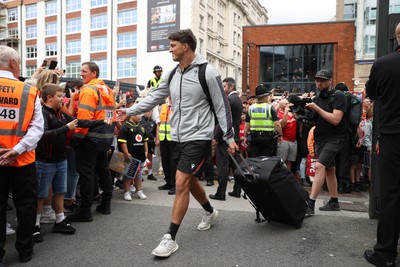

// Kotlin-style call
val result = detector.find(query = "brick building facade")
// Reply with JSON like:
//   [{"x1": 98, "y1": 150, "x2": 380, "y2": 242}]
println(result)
[{"x1": 242, "y1": 21, "x2": 355, "y2": 96}]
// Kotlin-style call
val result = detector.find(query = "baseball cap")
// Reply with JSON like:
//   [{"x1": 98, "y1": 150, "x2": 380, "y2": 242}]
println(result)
[
  {"x1": 126, "y1": 97, "x2": 135, "y2": 104},
  {"x1": 255, "y1": 84, "x2": 269, "y2": 98},
  {"x1": 314, "y1": 69, "x2": 332, "y2": 80}
]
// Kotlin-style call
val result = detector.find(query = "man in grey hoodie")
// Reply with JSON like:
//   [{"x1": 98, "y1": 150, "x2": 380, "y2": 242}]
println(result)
[{"x1": 117, "y1": 29, "x2": 238, "y2": 257}]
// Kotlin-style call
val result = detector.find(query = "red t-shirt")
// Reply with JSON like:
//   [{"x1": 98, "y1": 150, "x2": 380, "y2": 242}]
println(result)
[
  {"x1": 239, "y1": 122, "x2": 247, "y2": 151},
  {"x1": 278, "y1": 109, "x2": 297, "y2": 142}
]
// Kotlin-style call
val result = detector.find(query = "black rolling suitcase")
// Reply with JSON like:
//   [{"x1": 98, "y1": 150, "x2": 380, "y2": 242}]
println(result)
[{"x1": 230, "y1": 154, "x2": 309, "y2": 229}]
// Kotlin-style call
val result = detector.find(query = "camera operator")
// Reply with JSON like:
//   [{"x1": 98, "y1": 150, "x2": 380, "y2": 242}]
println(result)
[{"x1": 304, "y1": 69, "x2": 348, "y2": 217}]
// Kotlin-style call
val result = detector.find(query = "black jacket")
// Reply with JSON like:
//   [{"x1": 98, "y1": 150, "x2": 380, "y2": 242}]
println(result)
[
  {"x1": 366, "y1": 46, "x2": 400, "y2": 134},
  {"x1": 36, "y1": 105, "x2": 104, "y2": 162}
]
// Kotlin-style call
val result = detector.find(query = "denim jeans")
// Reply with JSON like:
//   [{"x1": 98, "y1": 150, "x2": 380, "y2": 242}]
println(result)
[{"x1": 36, "y1": 160, "x2": 67, "y2": 198}]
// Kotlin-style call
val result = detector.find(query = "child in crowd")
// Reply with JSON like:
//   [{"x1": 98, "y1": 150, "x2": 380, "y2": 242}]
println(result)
[
  {"x1": 34, "y1": 83, "x2": 108, "y2": 242},
  {"x1": 239, "y1": 111, "x2": 248, "y2": 158},
  {"x1": 118, "y1": 114, "x2": 148, "y2": 201}
]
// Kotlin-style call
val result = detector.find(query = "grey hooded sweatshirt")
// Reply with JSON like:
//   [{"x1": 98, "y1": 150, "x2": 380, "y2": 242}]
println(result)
[{"x1": 126, "y1": 54, "x2": 234, "y2": 145}]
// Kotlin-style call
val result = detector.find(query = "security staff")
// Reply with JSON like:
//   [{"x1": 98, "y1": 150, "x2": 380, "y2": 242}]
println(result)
[
  {"x1": 68, "y1": 62, "x2": 116, "y2": 222},
  {"x1": 244, "y1": 85, "x2": 282, "y2": 157},
  {"x1": 0, "y1": 45, "x2": 44, "y2": 263},
  {"x1": 156, "y1": 96, "x2": 176, "y2": 195},
  {"x1": 147, "y1": 65, "x2": 163, "y2": 89}
]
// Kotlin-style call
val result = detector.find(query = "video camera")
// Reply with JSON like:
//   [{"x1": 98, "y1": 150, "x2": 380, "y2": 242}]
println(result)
[
  {"x1": 287, "y1": 94, "x2": 314, "y2": 126},
  {"x1": 287, "y1": 94, "x2": 312, "y2": 115}
]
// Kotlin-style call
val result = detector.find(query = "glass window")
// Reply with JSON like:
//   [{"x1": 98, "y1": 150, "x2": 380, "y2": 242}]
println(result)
[
  {"x1": 8, "y1": 28, "x2": 18, "y2": 38},
  {"x1": 91, "y1": 14, "x2": 107, "y2": 29},
  {"x1": 46, "y1": 43, "x2": 57, "y2": 57},
  {"x1": 66, "y1": 18, "x2": 81, "y2": 33},
  {"x1": 8, "y1": 8, "x2": 18, "y2": 22},
  {"x1": 91, "y1": 0, "x2": 107, "y2": 7},
  {"x1": 200, "y1": 15, "x2": 204, "y2": 30},
  {"x1": 392, "y1": 5, "x2": 400, "y2": 13},
  {"x1": 66, "y1": 40, "x2": 81, "y2": 54},
  {"x1": 91, "y1": 36, "x2": 107, "y2": 51},
  {"x1": 45, "y1": 23, "x2": 57, "y2": 36},
  {"x1": 118, "y1": 9, "x2": 137, "y2": 25},
  {"x1": 26, "y1": 66, "x2": 37, "y2": 77},
  {"x1": 66, "y1": 0, "x2": 81, "y2": 12},
  {"x1": 26, "y1": 46, "x2": 37, "y2": 59},
  {"x1": 117, "y1": 56, "x2": 136, "y2": 77},
  {"x1": 26, "y1": 4, "x2": 37, "y2": 19},
  {"x1": 343, "y1": 3, "x2": 357, "y2": 20},
  {"x1": 66, "y1": 62, "x2": 81, "y2": 78},
  {"x1": 46, "y1": 1, "x2": 57, "y2": 15},
  {"x1": 117, "y1": 32, "x2": 137, "y2": 48},
  {"x1": 26, "y1": 26, "x2": 37, "y2": 39},
  {"x1": 92, "y1": 58, "x2": 107, "y2": 79},
  {"x1": 259, "y1": 44, "x2": 334, "y2": 92}
]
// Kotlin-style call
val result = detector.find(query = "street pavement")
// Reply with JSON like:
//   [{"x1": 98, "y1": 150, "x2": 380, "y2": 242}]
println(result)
[{"x1": 3, "y1": 174, "x2": 388, "y2": 267}]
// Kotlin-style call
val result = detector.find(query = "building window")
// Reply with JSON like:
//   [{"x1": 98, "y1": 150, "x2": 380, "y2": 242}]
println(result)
[
  {"x1": 199, "y1": 38, "x2": 203, "y2": 55},
  {"x1": 259, "y1": 44, "x2": 334, "y2": 92},
  {"x1": 117, "y1": 32, "x2": 137, "y2": 48},
  {"x1": 343, "y1": 3, "x2": 357, "y2": 20},
  {"x1": 207, "y1": 14, "x2": 213, "y2": 29},
  {"x1": 91, "y1": 0, "x2": 107, "y2": 7},
  {"x1": 233, "y1": 31, "x2": 236, "y2": 45},
  {"x1": 92, "y1": 58, "x2": 107, "y2": 79},
  {"x1": 66, "y1": 0, "x2": 81, "y2": 12},
  {"x1": 46, "y1": 43, "x2": 57, "y2": 57},
  {"x1": 26, "y1": 46, "x2": 37, "y2": 59},
  {"x1": 66, "y1": 40, "x2": 81, "y2": 54},
  {"x1": 365, "y1": 7, "x2": 376, "y2": 25},
  {"x1": 118, "y1": 9, "x2": 137, "y2": 25},
  {"x1": 200, "y1": 15, "x2": 204, "y2": 30},
  {"x1": 45, "y1": 23, "x2": 57, "y2": 36},
  {"x1": 26, "y1": 26, "x2": 37, "y2": 39},
  {"x1": 364, "y1": 35, "x2": 376, "y2": 55},
  {"x1": 46, "y1": 1, "x2": 57, "y2": 15},
  {"x1": 91, "y1": 13, "x2": 107, "y2": 29},
  {"x1": 26, "y1": 66, "x2": 36, "y2": 77},
  {"x1": 8, "y1": 8, "x2": 18, "y2": 22},
  {"x1": 8, "y1": 28, "x2": 18, "y2": 38},
  {"x1": 391, "y1": 4, "x2": 400, "y2": 13},
  {"x1": 66, "y1": 18, "x2": 81, "y2": 33},
  {"x1": 117, "y1": 56, "x2": 136, "y2": 77},
  {"x1": 66, "y1": 62, "x2": 81, "y2": 78},
  {"x1": 26, "y1": 4, "x2": 37, "y2": 19},
  {"x1": 91, "y1": 36, "x2": 107, "y2": 51}
]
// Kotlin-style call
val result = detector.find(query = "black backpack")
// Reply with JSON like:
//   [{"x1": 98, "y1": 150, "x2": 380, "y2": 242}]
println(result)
[
  {"x1": 167, "y1": 63, "x2": 215, "y2": 115},
  {"x1": 332, "y1": 90, "x2": 362, "y2": 135}
]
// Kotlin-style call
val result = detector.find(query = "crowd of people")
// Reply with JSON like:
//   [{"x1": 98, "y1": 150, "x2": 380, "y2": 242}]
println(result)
[{"x1": 0, "y1": 25, "x2": 392, "y2": 266}]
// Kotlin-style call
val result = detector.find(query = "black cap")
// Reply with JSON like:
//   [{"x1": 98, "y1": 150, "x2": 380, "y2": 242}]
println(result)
[
  {"x1": 314, "y1": 69, "x2": 332, "y2": 80},
  {"x1": 255, "y1": 84, "x2": 269, "y2": 98},
  {"x1": 153, "y1": 65, "x2": 163, "y2": 72},
  {"x1": 126, "y1": 97, "x2": 135, "y2": 104},
  {"x1": 335, "y1": 82, "x2": 349, "y2": 92}
]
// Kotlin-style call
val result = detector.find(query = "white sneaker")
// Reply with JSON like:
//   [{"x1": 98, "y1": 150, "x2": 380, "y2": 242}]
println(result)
[
  {"x1": 124, "y1": 192, "x2": 132, "y2": 201},
  {"x1": 130, "y1": 185, "x2": 136, "y2": 194},
  {"x1": 135, "y1": 190, "x2": 147, "y2": 200},
  {"x1": 197, "y1": 209, "x2": 219, "y2": 231},
  {"x1": 151, "y1": 234, "x2": 179, "y2": 257},
  {"x1": 40, "y1": 210, "x2": 56, "y2": 224},
  {"x1": 6, "y1": 223, "x2": 15, "y2": 235}
]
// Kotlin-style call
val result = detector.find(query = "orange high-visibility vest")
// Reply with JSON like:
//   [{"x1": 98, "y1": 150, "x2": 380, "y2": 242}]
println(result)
[
  {"x1": 159, "y1": 103, "x2": 172, "y2": 141},
  {"x1": 75, "y1": 79, "x2": 116, "y2": 149},
  {"x1": 0, "y1": 79, "x2": 38, "y2": 166}
]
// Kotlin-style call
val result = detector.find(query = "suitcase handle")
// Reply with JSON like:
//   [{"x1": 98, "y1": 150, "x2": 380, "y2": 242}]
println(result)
[{"x1": 228, "y1": 152, "x2": 255, "y2": 177}]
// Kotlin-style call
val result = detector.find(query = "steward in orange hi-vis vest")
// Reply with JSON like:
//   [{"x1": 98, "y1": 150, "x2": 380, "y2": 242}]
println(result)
[
  {"x1": 0, "y1": 79, "x2": 38, "y2": 166},
  {"x1": 75, "y1": 78, "x2": 116, "y2": 152}
]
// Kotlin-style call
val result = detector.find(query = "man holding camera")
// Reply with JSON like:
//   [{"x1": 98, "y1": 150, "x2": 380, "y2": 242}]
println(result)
[{"x1": 305, "y1": 69, "x2": 348, "y2": 217}]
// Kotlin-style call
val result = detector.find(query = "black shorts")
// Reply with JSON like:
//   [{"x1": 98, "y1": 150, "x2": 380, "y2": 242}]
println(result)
[
  {"x1": 171, "y1": 140, "x2": 211, "y2": 176},
  {"x1": 315, "y1": 137, "x2": 345, "y2": 168},
  {"x1": 147, "y1": 140, "x2": 155, "y2": 154}
]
